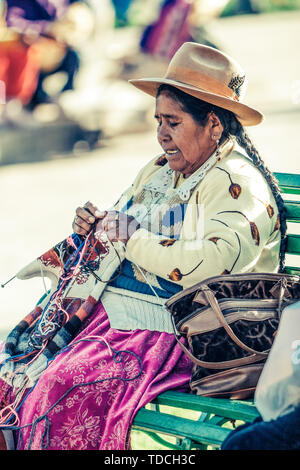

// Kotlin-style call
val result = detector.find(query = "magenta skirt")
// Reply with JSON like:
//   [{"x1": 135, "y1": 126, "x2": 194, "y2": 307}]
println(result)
[{"x1": 3, "y1": 302, "x2": 193, "y2": 450}]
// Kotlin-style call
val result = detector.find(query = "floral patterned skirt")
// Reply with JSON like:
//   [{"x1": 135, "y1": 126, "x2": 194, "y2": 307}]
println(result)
[{"x1": 2, "y1": 302, "x2": 193, "y2": 450}]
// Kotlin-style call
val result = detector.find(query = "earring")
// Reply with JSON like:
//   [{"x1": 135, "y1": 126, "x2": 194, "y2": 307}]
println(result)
[
  {"x1": 213, "y1": 135, "x2": 220, "y2": 148},
  {"x1": 213, "y1": 136, "x2": 221, "y2": 161}
]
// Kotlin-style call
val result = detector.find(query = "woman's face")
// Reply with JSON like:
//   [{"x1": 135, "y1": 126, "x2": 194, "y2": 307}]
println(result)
[{"x1": 155, "y1": 91, "x2": 220, "y2": 177}]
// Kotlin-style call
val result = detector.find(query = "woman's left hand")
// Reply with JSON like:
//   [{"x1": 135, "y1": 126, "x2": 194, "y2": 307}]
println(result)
[{"x1": 95, "y1": 211, "x2": 140, "y2": 245}]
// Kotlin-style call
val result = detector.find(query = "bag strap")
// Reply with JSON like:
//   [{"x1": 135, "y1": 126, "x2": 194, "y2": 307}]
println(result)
[
  {"x1": 202, "y1": 286, "x2": 269, "y2": 358},
  {"x1": 171, "y1": 316, "x2": 266, "y2": 370},
  {"x1": 170, "y1": 285, "x2": 269, "y2": 370}
]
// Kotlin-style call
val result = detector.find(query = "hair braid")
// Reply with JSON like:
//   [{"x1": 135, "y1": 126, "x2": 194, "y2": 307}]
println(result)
[
  {"x1": 236, "y1": 126, "x2": 286, "y2": 272},
  {"x1": 214, "y1": 112, "x2": 287, "y2": 271},
  {"x1": 156, "y1": 85, "x2": 287, "y2": 271}
]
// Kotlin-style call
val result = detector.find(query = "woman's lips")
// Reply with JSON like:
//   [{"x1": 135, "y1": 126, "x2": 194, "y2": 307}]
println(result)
[{"x1": 165, "y1": 149, "x2": 180, "y2": 159}]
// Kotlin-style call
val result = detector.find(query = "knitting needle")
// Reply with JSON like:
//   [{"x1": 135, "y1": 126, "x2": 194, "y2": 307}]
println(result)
[{"x1": 1, "y1": 275, "x2": 16, "y2": 288}]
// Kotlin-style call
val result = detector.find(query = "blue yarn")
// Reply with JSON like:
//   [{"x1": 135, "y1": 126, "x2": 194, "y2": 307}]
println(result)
[
  {"x1": 63, "y1": 234, "x2": 85, "y2": 270},
  {"x1": 2, "y1": 381, "x2": 38, "y2": 425},
  {"x1": 0, "y1": 352, "x2": 32, "y2": 368},
  {"x1": 28, "y1": 234, "x2": 87, "y2": 350},
  {"x1": 15, "y1": 381, "x2": 38, "y2": 414}
]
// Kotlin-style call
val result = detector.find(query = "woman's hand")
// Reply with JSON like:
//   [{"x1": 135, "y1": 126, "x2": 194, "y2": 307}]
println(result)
[
  {"x1": 95, "y1": 211, "x2": 140, "y2": 245},
  {"x1": 72, "y1": 201, "x2": 107, "y2": 236}
]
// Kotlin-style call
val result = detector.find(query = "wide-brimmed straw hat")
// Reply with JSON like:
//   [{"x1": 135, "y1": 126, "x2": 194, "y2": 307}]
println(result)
[{"x1": 129, "y1": 42, "x2": 263, "y2": 126}]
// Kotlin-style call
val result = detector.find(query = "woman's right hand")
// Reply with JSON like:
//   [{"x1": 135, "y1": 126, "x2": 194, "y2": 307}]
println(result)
[{"x1": 72, "y1": 201, "x2": 107, "y2": 236}]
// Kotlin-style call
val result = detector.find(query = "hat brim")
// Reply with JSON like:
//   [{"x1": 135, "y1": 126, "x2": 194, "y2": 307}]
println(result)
[{"x1": 129, "y1": 77, "x2": 264, "y2": 127}]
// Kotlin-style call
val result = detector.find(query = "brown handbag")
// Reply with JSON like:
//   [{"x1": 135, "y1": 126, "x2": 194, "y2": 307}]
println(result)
[{"x1": 165, "y1": 272, "x2": 300, "y2": 399}]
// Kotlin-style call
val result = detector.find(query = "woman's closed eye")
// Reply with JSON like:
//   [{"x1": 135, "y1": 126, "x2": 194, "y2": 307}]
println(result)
[
  {"x1": 154, "y1": 114, "x2": 180, "y2": 128},
  {"x1": 155, "y1": 120, "x2": 180, "y2": 129}
]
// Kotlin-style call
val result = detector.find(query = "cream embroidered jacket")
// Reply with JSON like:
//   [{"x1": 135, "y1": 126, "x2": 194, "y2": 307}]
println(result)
[{"x1": 115, "y1": 142, "x2": 281, "y2": 291}]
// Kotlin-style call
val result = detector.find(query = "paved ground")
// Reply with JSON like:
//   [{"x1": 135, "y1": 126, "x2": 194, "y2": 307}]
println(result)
[{"x1": 0, "y1": 11, "x2": 299, "y2": 337}]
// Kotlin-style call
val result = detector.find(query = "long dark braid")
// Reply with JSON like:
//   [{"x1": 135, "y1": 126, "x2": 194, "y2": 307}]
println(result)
[
  {"x1": 157, "y1": 85, "x2": 287, "y2": 271},
  {"x1": 224, "y1": 116, "x2": 287, "y2": 273}
]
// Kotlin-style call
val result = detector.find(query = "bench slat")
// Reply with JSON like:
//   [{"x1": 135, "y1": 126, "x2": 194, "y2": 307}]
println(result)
[
  {"x1": 284, "y1": 201, "x2": 300, "y2": 222},
  {"x1": 286, "y1": 234, "x2": 300, "y2": 255},
  {"x1": 285, "y1": 266, "x2": 300, "y2": 276},
  {"x1": 132, "y1": 408, "x2": 232, "y2": 447},
  {"x1": 151, "y1": 391, "x2": 260, "y2": 422},
  {"x1": 275, "y1": 172, "x2": 300, "y2": 194}
]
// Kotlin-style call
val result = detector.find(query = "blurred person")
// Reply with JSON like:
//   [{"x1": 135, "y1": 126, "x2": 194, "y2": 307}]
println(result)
[
  {"x1": 138, "y1": 0, "x2": 224, "y2": 75},
  {"x1": 0, "y1": 4, "x2": 40, "y2": 111},
  {"x1": 4, "y1": 0, "x2": 90, "y2": 111},
  {"x1": 140, "y1": 0, "x2": 194, "y2": 60},
  {"x1": 0, "y1": 42, "x2": 286, "y2": 450},
  {"x1": 5, "y1": 0, "x2": 70, "y2": 36},
  {"x1": 26, "y1": 35, "x2": 80, "y2": 110}
]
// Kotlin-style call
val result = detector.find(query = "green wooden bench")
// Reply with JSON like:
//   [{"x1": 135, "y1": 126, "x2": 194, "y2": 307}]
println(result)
[{"x1": 132, "y1": 171, "x2": 300, "y2": 450}]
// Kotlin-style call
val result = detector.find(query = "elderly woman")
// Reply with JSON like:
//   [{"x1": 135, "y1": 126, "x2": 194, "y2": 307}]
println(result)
[{"x1": 0, "y1": 42, "x2": 286, "y2": 450}]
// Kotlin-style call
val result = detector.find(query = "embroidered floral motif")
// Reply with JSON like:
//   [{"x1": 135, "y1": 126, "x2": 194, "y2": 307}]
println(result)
[
  {"x1": 250, "y1": 222, "x2": 260, "y2": 246},
  {"x1": 209, "y1": 237, "x2": 220, "y2": 244},
  {"x1": 102, "y1": 422, "x2": 125, "y2": 450},
  {"x1": 168, "y1": 259, "x2": 204, "y2": 282},
  {"x1": 253, "y1": 195, "x2": 275, "y2": 219},
  {"x1": 229, "y1": 183, "x2": 242, "y2": 199},
  {"x1": 271, "y1": 214, "x2": 280, "y2": 234},
  {"x1": 39, "y1": 248, "x2": 62, "y2": 268},
  {"x1": 168, "y1": 268, "x2": 183, "y2": 281},
  {"x1": 211, "y1": 218, "x2": 242, "y2": 274},
  {"x1": 154, "y1": 153, "x2": 168, "y2": 166},
  {"x1": 159, "y1": 239, "x2": 177, "y2": 247},
  {"x1": 217, "y1": 210, "x2": 260, "y2": 246},
  {"x1": 266, "y1": 204, "x2": 275, "y2": 218},
  {"x1": 215, "y1": 167, "x2": 242, "y2": 199}
]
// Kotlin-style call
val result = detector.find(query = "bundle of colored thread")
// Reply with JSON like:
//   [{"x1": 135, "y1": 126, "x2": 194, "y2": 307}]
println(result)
[
  {"x1": 0, "y1": 230, "x2": 106, "y2": 426},
  {"x1": 28, "y1": 232, "x2": 100, "y2": 351}
]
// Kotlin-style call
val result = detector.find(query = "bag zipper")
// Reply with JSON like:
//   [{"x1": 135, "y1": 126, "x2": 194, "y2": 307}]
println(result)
[{"x1": 175, "y1": 298, "x2": 279, "y2": 330}]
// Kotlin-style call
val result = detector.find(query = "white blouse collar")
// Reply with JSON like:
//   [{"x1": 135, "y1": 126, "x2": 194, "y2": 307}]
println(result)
[{"x1": 143, "y1": 138, "x2": 234, "y2": 201}]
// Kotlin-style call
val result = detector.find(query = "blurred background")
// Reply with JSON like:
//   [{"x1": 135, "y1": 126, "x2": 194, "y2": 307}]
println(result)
[{"x1": 0, "y1": 0, "x2": 300, "y2": 338}]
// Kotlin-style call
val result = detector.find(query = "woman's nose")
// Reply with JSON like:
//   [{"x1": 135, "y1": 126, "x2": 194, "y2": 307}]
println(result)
[{"x1": 157, "y1": 123, "x2": 170, "y2": 143}]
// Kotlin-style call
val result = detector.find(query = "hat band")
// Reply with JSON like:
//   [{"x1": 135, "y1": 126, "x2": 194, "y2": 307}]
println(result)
[{"x1": 165, "y1": 65, "x2": 239, "y2": 102}]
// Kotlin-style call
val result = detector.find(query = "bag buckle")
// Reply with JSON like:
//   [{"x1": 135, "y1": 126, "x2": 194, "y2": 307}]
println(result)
[{"x1": 193, "y1": 285, "x2": 211, "y2": 305}]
